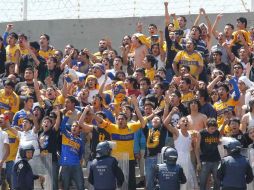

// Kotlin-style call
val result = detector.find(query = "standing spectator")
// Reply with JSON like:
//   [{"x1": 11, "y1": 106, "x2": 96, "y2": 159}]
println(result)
[
  {"x1": 0, "y1": 114, "x2": 10, "y2": 190},
  {"x1": 0, "y1": 79, "x2": 20, "y2": 116},
  {"x1": 173, "y1": 38, "x2": 204, "y2": 79},
  {"x1": 195, "y1": 118, "x2": 221, "y2": 190},
  {"x1": 59, "y1": 111, "x2": 84, "y2": 190},
  {"x1": 0, "y1": 36, "x2": 6, "y2": 74},
  {"x1": 93, "y1": 96, "x2": 147, "y2": 190}
]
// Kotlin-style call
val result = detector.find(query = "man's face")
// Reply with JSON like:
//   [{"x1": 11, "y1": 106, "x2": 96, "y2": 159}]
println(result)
[
  {"x1": 217, "y1": 32, "x2": 225, "y2": 44},
  {"x1": 148, "y1": 25, "x2": 157, "y2": 36},
  {"x1": 93, "y1": 67, "x2": 102, "y2": 78},
  {"x1": 65, "y1": 99, "x2": 74, "y2": 111},
  {"x1": 25, "y1": 99, "x2": 34, "y2": 110},
  {"x1": 237, "y1": 20, "x2": 245, "y2": 29},
  {"x1": 213, "y1": 52, "x2": 221, "y2": 63},
  {"x1": 46, "y1": 88, "x2": 56, "y2": 100},
  {"x1": 39, "y1": 35, "x2": 49, "y2": 47},
  {"x1": 218, "y1": 87, "x2": 227, "y2": 99},
  {"x1": 42, "y1": 119, "x2": 52, "y2": 132},
  {"x1": 190, "y1": 28, "x2": 200, "y2": 40},
  {"x1": 139, "y1": 80, "x2": 149, "y2": 91},
  {"x1": 239, "y1": 49, "x2": 248, "y2": 60},
  {"x1": 18, "y1": 36, "x2": 26, "y2": 46},
  {"x1": 224, "y1": 25, "x2": 233, "y2": 37},
  {"x1": 135, "y1": 72, "x2": 144, "y2": 82},
  {"x1": 25, "y1": 150, "x2": 34, "y2": 160},
  {"x1": 117, "y1": 115, "x2": 127, "y2": 128},
  {"x1": 71, "y1": 123, "x2": 81, "y2": 135},
  {"x1": 4, "y1": 85, "x2": 13, "y2": 96},
  {"x1": 177, "y1": 17, "x2": 186, "y2": 28},
  {"x1": 87, "y1": 78, "x2": 96, "y2": 89},
  {"x1": 207, "y1": 126, "x2": 217, "y2": 134},
  {"x1": 186, "y1": 40, "x2": 194, "y2": 51},
  {"x1": 179, "y1": 80, "x2": 188, "y2": 91},
  {"x1": 178, "y1": 117, "x2": 189, "y2": 130},
  {"x1": 64, "y1": 45, "x2": 72, "y2": 55},
  {"x1": 24, "y1": 70, "x2": 34, "y2": 81},
  {"x1": 7, "y1": 35, "x2": 16, "y2": 46},
  {"x1": 98, "y1": 40, "x2": 107, "y2": 52},
  {"x1": 113, "y1": 58, "x2": 122, "y2": 70},
  {"x1": 233, "y1": 65, "x2": 243, "y2": 77},
  {"x1": 144, "y1": 105, "x2": 153, "y2": 116}
]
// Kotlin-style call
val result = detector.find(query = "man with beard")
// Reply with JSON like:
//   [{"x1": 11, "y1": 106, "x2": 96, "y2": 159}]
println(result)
[{"x1": 93, "y1": 39, "x2": 108, "y2": 62}]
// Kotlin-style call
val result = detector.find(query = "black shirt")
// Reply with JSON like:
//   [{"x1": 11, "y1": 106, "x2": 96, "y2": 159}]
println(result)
[
  {"x1": 200, "y1": 129, "x2": 221, "y2": 162},
  {"x1": 143, "y1": 124, "x2": 166, "y2": 157},
  {"x1": 38, "y1": 128, "x2": 60, "y2": 162}
]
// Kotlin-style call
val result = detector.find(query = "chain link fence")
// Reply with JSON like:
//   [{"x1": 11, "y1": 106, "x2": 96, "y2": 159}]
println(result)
[{"x1": 0, "y1": 0, "x2": 252, "y2": 22}]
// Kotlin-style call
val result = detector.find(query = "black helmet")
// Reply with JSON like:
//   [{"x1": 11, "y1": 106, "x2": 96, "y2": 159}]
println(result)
[
  {"x1": 96, "y1": 141, "x2": 112, "y2": 158},
  {"x1": 163, "y1": 147, "x2": 178, "y2": 164},
  {"x1": 224, "y1": 139, "x2": 242, "y2": 155},
  {"x1": 19, "y1": 144, "x2": 35, "y2": 159}
]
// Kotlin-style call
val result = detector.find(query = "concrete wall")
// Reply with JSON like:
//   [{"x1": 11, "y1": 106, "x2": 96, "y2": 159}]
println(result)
[{"x1": 0, "y1": 12, "x2": 253, "y2": 53}]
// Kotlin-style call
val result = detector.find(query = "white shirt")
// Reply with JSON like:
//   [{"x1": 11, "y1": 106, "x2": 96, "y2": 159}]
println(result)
[
  {"x1": 0, "y1": 130, "x2": 9, "y2": 168},
  {"x1": 97, "y1": 74, "x2": 112, "y2": 89},
  {"x1": 17, "y1": 129, "x2": 40, "y2": 159}
]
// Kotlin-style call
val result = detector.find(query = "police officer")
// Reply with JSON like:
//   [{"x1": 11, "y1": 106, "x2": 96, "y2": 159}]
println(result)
[
  {"x1": 12, "y1": 144, "x2": 44, "y2": 190},
  {"x1": 155, "y1": 147, "x2": 186, "y2": 190},
  {"x1": 217, "y1": 139, "x2": 253, "y2": 190},
  {"x1": 88, "y1": 141, "x2": 124, "y2": 190}
]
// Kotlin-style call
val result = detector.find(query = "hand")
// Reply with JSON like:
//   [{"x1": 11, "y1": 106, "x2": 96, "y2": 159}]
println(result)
[
  {"x1": 130, "y1": 95, "x2": 138, "y2": 106},
  {"x1": 135, "y1": 153, "x2": 141, "y2": 160},
  {"x1": 216, "y1": 13, "x2": 223, "y2": 20},
  {"x1": 83, "y1": 48, "x2": 91, "y2": 55},
  {"x1": 39, "y1": 175, "x2": 45, "y2": 184},
  {"x1": 66, "y1": 110, "x2": 73, "y2": 117},
  {"x1": 164, "y1": 90, "x2": 170, "y2": 103},
  {"x1": 164, "y1": 2, "x2": 168, "y2": 7},
  {"x1": 34, "y1": 69, "x2": 38, "y2": 80},
  {"x1": 170, "y1": 107, "x2": 179, "y2": 115},
  {"x1": 153, "y1": 107, "x2": 162, "y2": 115},
  {"x1": 159, "y1": 29, "x2": 163, "y2": 35},
  {"x1": 170, "y1": 13, "x2": 176, "y2": 17},
  {"x1": 199, "y1": 8, "x2": 206, "y2": 15},
  {"x1": 226, "y1": 74, "x2": 233, "y2": 80},
  {"x1": 136, "y1": 21, "x2": 143, "y2": 32},
  {"x1": 6, "y1": 24, "x2": 13, "y2": 32}
]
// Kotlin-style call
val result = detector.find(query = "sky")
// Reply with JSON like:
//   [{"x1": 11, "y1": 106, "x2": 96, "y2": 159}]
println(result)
[{"x1": 0, "y1": 0, "x2": 252, "y2": 22}]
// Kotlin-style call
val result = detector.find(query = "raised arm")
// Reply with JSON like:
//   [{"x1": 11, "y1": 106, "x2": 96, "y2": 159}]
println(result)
[
  {"x1": 163, "y1": 107, "x2": 179, "y2": 137},
  {"x1": 130, "y1": 95, "x2": 147, "y2": 128},
  {"x1": 53, "y1": 107, "x2": 61, "y2": 131},
  {"x1": 60, "y1": 48, "x2": 74, "y2": 70},
  {"x1": 158, "y1": 30, "x2": 166, "y2": 62},
  {"x1": 193, "y1": 8, "x2": 202, "y2": 26},
  {"x1": 78, "y1": 106, "x2": 94, "y2": 133},
  {"x1": 164, "y1": 2, "x2": 170, "y2": 26},
  {"x1": 211, "y1": 14, "x2": 223, "y2": 39}
]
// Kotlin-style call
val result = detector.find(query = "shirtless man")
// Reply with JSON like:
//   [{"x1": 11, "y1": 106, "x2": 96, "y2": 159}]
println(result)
[
  {"x1": 131, "y1": 33, "x2": 148, "y2": 69},
  {"x1": 187, "y1": 99, "x2": 207, "y2": 132}
]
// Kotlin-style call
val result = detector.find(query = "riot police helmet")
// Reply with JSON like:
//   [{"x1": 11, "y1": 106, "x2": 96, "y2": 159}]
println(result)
[
  {"x1": 224, "y1": 139, "x2": 242, "y2": 154},
  {"x1": 96, "y1": 141, "x2": 112, "y2": 158},
  {"x1": 163, "y1": 147, "x2": 178, "y2": 164},
  {"x1": 19, "y1": 144, "x2": 35, "y2": 159}
]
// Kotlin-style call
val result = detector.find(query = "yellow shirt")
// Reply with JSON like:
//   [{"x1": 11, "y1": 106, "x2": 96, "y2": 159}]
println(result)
[
  {"x1": 181, "y1": 91, "x2": 195, "y2": 106},
  {"x1": 213, "y1": 98, "x2": 238, "y2": 126},
  {"x1": 174, "y1": 50, "x2": 203, "y2": 79},
  {"x1": 93, "y1": 52, "x2": 103, "y2": 61},
  {"x1": 4, "y1": 129, "x2": 19, "y2": 161},
  {"x1": 0, "y1": 89, "x2": 20, "y2": 114},
  {"x1": 100, "y1": 120, "x2": 143, "y2": 160},
  {"x1": 19, "y1": 47, "x2": 29, "y2": 56},
  {"x1": 146, "y1": 36, "x2": 167, "y2": 51},
  {"x1": 39, "y1": 48, "x2": 55, "y2": 60},
  {"x1": 145, "y1": 68, "x2": 155, "y2": 81},
  {"x1": 6, "y1": 44, "x2": 20, "y2": 63}
]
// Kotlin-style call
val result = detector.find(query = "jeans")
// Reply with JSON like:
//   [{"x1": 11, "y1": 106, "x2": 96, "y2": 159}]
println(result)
[
  {"x1": 200, "y1": 161, "x2": 220, "y2": 190},
  {"x1": 61, "y1": 165, "x2": 84, "y2": 190},
  {"x1": 145, "y1": 156, "x2": 158, "y2": 190},
  {"x1": 5, "y1": 161, "x2": 14, "y2": 189},
  {"x1": 128, "y1": 160, "x2": 136, "y2": 190},
  {"x1": 166, "y1": 68, "x2": 174, "y2": 83},
  {"x1": 52, "y1": 161, "x2": 59, "y2": 190}
]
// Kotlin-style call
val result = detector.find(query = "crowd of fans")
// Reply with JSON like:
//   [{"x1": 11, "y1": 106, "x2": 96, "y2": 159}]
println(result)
[{"x1": 1, "y1": 2, "x2": 254, "y2": 190}]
